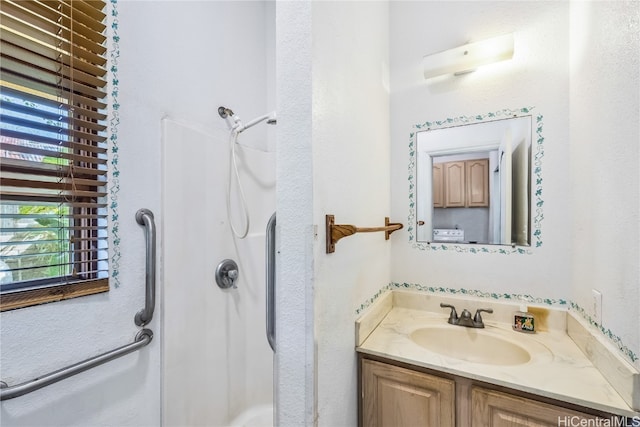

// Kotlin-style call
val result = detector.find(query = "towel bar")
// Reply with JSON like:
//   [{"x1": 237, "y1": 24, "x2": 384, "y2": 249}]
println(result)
[{"x1": 326, "y1": 215, "x2": 403, "y2": 253}]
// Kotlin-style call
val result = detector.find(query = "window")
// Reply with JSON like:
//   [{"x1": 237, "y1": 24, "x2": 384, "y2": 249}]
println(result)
[{"x1": 0, "y1": 0, "x2": 109, "y2": 310}]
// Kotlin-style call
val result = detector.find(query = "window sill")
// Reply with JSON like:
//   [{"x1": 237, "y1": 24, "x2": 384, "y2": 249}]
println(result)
[{"x1": 0, "y1": 279, "x2": 109, "y2": 311}]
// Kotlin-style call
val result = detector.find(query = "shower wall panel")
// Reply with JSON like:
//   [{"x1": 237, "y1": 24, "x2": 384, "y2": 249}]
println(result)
[{"x1": 162, "y1": 119, "x2": 274, "y2": 426}]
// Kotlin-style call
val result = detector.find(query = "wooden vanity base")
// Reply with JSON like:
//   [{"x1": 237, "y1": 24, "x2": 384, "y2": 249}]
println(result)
[{"x1": 358, "y1": 353, "x2": 626, "y2": 427}]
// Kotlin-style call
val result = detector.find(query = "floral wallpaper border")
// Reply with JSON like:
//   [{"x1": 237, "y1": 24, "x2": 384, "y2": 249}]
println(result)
[
  {"x1": 355, "y1": 282, "x2": 567, "y2": 316},
  {"x1": 407, "y1": 107, "x2": 544, "y2": 255},
  {"x1": 569, "y1": 302, "x2": 638, "y2": 363},
  {"x1": 108, "y1": 0, "x2": 121, "y2": 287},
  {"x1": 356, "y1": 283, "x2": 638, "y2": 364}
]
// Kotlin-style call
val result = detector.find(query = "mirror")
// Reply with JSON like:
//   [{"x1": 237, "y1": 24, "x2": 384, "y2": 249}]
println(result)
[{"x1": 414, "y1": 113, "x2": 536, "y2": 248}]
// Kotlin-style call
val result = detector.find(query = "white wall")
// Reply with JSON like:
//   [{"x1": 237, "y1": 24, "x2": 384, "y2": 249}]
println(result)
[
  {"x1": 312, "y1": 2, "x2": 390, "y2": 425},
  {"x1": 274, "y1": 2, "x2": 316, "y2": 425},
  {"x1": 274, "y1": 1, "x2": 315, "y2": 426},
  {"x1": 389, "y1": 0, "x2": 639, "y2": 370},
  {"x1": 390, "y1": 1, "x2": 572, "y2": 298},
  {"x1": 275, "y1": 1, "x2": 390, "y2": 425},
  {"x1": 569, "y1": 0, "x2": 639, "y2": 368},
  {"x1": 0, "y1": 1, "x2": 162, "y2": 425}
]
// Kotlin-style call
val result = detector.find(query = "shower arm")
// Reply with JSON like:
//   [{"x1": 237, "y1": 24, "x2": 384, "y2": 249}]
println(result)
[
  {"x1": 218, "y1": 106, "x2": 276, "y2": 134},
  {"x1": 234, "y1": 112, "x2": 276, "y2": 133}
]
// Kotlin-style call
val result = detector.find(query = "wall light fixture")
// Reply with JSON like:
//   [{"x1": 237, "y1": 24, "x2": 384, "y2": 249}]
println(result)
[{"x1": 423, "y1": 33, "x2": 514, "y2": 80}]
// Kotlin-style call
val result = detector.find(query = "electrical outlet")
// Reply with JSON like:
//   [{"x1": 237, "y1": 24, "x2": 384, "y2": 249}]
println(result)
[{"x1": 592, "y1": 289, "x2": 602, "y2": 325}]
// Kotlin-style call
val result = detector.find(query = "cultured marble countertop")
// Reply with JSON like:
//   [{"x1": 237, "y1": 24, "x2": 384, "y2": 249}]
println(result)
[{"x1": 357, "y1": 299, "x2": 639, "y2": 418}]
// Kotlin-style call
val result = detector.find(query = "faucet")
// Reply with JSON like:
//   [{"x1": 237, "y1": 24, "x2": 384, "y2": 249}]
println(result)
[{"x1": 440, "y1": 303, "x2": 493, "y2": 328}]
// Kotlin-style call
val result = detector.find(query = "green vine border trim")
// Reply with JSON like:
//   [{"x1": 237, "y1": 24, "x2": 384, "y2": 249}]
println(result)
[
  {"x1": 569, "y1": 302, "x2": 638, "y2": 363},
  {"x1": 355, "y1": 282, "x2": 567, "y2": 316},
  {"x1": 407, "y1": 107, "x2": 544, "y2": 255},
  {"x1": 355, "y1": 283, "x2": 637, "y2": 364},
  {"x1": 109, "y1": 0, "x2": 121, "y2": 287}
]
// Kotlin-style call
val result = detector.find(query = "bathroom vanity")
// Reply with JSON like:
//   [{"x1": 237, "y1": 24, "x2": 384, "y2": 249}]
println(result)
[
  {"x1": 356, "y1": 290, "x2": 640, "y2": 426},
  {"x1": 360, "y1": 357, "x2": 607, "y2": 426}
]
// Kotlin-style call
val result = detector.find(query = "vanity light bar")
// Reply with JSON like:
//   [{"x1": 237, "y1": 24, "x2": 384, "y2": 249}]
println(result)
[{"x1": 423, "y1": 33, "x2": 514, "y2": 80}]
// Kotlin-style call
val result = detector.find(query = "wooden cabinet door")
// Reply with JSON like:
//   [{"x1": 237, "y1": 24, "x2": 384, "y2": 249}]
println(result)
[
  {"x1": 466, "y1": 159, "x2": 489, "y2": 207},
  {"x1": 471, "y1": 387, "x2": 602, "y2": 427},
  {"x1": 433, "y1": 159, "x2": 489, "y2": 208},
  {"x1": 444, "y1": 161, "x2": 465, "y2": 207},
  {"x1": 362, "y1": 359, "x2": 455, "y2": 427},
  {"x1": 433, "y1": 163, "x2": 444, "y2": 208}
]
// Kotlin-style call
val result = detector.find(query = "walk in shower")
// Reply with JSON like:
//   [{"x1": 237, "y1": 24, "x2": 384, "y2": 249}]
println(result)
[
  {"x1": 124, "y1": 0, "x2": 277, "y2": 424},
  {"x1": 162, "y1": 115, "x2": 275, "y2": 426}
]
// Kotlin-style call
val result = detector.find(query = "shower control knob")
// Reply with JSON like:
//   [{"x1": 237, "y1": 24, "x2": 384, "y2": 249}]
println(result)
[{"x1": 215, "y1": 259, "x2": 239, "y2": 289}]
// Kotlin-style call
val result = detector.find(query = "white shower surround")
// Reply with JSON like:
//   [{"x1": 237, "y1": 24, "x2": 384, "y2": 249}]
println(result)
[
  {"x1": 156, "y1": 2, "x2": 276, "y2": 426},
  {"x1": 134, "y1": 2, "x2": 276, "y2": 426},
  {"x1": 162, "y1": 119, "x2": 275, "y2": 426}
]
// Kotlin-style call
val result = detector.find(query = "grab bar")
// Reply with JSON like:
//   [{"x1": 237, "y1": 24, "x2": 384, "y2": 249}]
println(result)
[
  {"x1": 0, "y1": 208, "x2": 157, "y2": 401},
  {"x1": 266, "y1": 212, "x2": 276, "y2": 352},
  {"x1": 134, "y1": 208, "x2": 156, "y2": 326},
  {"x1": 0, "y1": 329, "x2": 153, "y2": 400}
]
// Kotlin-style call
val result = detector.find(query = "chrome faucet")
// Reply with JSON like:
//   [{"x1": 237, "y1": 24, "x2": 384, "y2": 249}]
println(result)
[{"x1": 440, "y1": 303, "x2": 493, "y2": 328}]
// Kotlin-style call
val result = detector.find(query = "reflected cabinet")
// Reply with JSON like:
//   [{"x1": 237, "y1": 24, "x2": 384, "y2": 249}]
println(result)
[{"x1": 433, "y1": 159, "x2": 489, "y2": 209}]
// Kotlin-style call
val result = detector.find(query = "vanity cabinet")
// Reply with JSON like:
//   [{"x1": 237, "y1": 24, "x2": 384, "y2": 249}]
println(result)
[
  {"x1": 470, "y1": 387, "x2": 602, "y2": 426},
  {"x1": 433, "y1": 159, "x2": 489, "y2": 208},
  {"x1": 359, "y1": 355, "x2": 615, "y2": 427},
  {"x1": 361, "y1": 359, "x2": 455, "y2": 427}
]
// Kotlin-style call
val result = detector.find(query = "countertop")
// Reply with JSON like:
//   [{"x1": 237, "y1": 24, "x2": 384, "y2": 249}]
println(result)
[{"x1": 356, "y1": 291, "x2": 640, "y2": 418}]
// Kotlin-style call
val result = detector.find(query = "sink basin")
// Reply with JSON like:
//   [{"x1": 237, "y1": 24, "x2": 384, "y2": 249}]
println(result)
[{"x1": 410, "y1": 326, "x2": 532, "y2": 366}]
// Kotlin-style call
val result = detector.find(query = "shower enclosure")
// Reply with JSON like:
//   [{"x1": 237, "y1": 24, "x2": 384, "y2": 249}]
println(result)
[
  {"x1": 157, "y1": 1, "x2": 276, "y2": 423},
  {"x1": 162, "y1": 116, "x2": 275, "y2": 426}
]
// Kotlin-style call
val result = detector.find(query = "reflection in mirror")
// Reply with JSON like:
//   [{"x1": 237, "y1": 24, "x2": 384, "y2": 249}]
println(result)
[{"x1": 415, "y1": 114, "x2": 533, "y2": 247}]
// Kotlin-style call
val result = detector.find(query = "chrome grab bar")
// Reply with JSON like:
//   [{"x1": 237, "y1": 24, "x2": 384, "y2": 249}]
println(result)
[
  {"x1": 134, "y1": 208, "x2": 156, "y2": 326},
  {"x1": 266, "y1": 212, "x2": 276, "y2": 352},
  {"x1": 0, "y1": 208, "x2": 157, "y2": 401},
  {"x1": 0, "y1": 330, "x2": 153, "y2": 400}
]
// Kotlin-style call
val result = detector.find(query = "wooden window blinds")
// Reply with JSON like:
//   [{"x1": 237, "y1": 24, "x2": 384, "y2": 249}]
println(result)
[{"x1": 0, "y1": 0, "x2": 109, "y2": 310}]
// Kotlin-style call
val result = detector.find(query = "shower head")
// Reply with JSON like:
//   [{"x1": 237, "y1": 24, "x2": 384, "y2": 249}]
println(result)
[{"x1": 218, "y1": 106, "x2": 235, "y2": 119}]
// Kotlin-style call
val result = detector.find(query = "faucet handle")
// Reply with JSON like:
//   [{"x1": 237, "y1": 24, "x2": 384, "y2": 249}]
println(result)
[
  {"x1": 473, "y1": 308, "x2": 494, "y2": 324},
  {"x1": 440, "y1": 303, "x2": 458, "y2": 324}
]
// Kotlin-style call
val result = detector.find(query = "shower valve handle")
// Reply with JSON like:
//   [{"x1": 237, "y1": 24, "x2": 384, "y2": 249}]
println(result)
[{"x1": 215, "y1": 259, "x2": 239, "y2": 289}]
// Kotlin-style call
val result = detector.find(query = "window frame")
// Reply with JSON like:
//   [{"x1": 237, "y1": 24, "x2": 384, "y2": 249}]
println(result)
[{"x1": 0, "y1": 0, "x2": 110, "y2": 311}]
